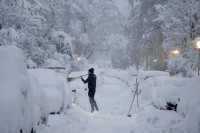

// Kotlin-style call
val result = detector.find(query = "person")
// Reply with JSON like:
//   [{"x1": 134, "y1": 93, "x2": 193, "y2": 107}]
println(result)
[{"x1": 81, "y1": 68, "x2": 99, "y2": 113}]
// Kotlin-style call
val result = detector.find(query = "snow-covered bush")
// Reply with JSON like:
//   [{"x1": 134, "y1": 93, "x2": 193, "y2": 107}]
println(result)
[
  {"x1": 0, "y1": 46, "x2": 34, "y2": 133},
  {"x1": 28, "y1": 72, "x2": 49, "y2": 125},
  {"x1": 28, "y1": 69, "x2": 72, "y2": 114},
  {"x1": 166, "y1": 55, "x2": 196, "y2": 77},
  {"x1": 0, "y1": 27, "x2": 19, "y2": 46}
]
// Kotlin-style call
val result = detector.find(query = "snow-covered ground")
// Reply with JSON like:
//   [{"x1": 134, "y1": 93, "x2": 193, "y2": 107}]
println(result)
[
  {"x1": 35, "y1": 68, "x2": 186, "y2": 133},
  {"x1": 0, "y1": 47, "x2": 197, "y2": 133}
]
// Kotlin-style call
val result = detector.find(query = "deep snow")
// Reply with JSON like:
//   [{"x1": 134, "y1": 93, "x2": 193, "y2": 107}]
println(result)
[{"x1": 35, "y1": 68, "x2": 186, "y2": 133}]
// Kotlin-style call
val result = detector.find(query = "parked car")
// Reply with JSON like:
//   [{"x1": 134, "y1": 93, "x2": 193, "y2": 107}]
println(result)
[
  {"x1": 28, "y1": 72, "x2": 49, "y2": 125},
  {"x1": 28, "y1": 69, "x2": 72, "y2": 114},
  {"x1": 43, "y1": 66, "x2": 70, "y2": 75},
  {"x1": 0, "y1": 46, "x2": 34, "y2": 133}
]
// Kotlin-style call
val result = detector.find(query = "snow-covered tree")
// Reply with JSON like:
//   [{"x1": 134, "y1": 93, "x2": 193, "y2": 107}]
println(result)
[
  {"x1": 156, "y1": 0, "x2": 200, "y2": 76},
  {"x1": 126, "y1": 0, "x2": 166, "y2": 70}
]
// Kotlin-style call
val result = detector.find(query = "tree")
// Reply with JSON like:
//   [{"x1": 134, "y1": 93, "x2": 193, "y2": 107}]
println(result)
[
  {"x1": 156, "y1": 0, "x2": 200, "y2": 76},
  {"x1": 126, "y1": 0, "x2": 166, "y2": 70}
]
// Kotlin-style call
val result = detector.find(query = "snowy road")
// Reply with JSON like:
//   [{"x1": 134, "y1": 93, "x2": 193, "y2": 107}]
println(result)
[{"x1": 36, "y1": 71, "x2": 186, "y2": 133}]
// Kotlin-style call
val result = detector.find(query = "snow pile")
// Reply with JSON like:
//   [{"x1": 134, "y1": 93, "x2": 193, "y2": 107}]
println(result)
[
  {"x1": 28, "y1": 69, "x2": 72, "y2": 114},
  {"x1": 178, "y1": 77, "x2": 200, "y2": 133},
  {"x1": 28, "y1": 72, "x2": 49, "y2": 125},
  {"x1": 0, "y1": 46, "x2": 34, "y2": 133}
]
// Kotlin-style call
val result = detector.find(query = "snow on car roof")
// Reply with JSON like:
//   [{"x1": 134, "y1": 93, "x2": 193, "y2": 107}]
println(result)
[{"x1": 43, "y1": 66, "x2": 68, "y2": 69}]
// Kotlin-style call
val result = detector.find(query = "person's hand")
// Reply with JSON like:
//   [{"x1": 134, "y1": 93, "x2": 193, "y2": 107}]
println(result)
[{"x1": 80, "y1": 75, "x2": 83, "y2": 78}]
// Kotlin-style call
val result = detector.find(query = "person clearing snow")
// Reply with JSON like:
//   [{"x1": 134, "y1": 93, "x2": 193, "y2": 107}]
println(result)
[{"x1": 81, "y1": 68, "x2": 99, "y2": 113}]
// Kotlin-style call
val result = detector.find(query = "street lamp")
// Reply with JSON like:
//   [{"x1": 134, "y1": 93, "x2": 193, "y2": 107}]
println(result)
[
  {"x1": 76, "y1": 56, "x2": 80, "y2": 61},
  {"x1": 197, "y1": 41, "x2": 200, "y2": 49},
  {"x1": 171, "y1": 50, "x2": 179, "y2": 55},
  {"x1": 196, "y1": 40, "x2": 200, "y2": 76},
  {"x1": 169, "y1": 49, "x2": 180, "y2": 58}
]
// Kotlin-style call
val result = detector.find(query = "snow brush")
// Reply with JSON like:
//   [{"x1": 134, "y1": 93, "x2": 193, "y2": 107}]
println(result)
[{"x1": 67, "y1": 74, "x2": 88, "y2": 82}]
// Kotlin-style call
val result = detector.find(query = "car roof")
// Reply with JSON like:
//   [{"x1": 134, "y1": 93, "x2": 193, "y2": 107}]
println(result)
[{"x1": 43, "y1": 66, "x2": 68, "y2": 69}]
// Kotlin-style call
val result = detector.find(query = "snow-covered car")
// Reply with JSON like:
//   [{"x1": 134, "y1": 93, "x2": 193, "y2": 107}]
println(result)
[
  {"x1": 28, "y1": 69, "x2": 71, "y2": 114},
  {"x1": 150, "y1": 76, "x2": 187, "y2": 111},
  {"x1": 57, "y1": 73, "x2": 72, "y2": 109},
  {"x1": 0, "y1": 46, "x2": 34, "y2": 133},
  {"x1": 28, "y1": 72, "x2": 49, "y2": 125}
]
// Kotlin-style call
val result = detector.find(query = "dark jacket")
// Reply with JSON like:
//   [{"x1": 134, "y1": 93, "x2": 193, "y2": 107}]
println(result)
[{"x1": 81, "y1": 74, "x2": 97, "y2": 90}]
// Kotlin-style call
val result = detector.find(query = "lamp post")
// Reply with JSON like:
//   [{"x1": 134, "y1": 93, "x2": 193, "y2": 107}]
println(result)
[
  {"x1": 196, "y1": 40, "x2": 200, "y2": 76},
  {"x1": 152, "y1": 59, "x2": 157, "y2": 70}
]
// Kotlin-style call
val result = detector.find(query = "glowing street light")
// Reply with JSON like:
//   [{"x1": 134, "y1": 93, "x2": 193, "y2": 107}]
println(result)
[
  {"x1": 153, "y1": 59, "x2": 157, "y2": 62},
  {"x1": 169, "y1": 49, "x2": 180, "y2": 58},
  {"x1": 196, "y1": 39, "x2": 200, "y2": 76},
  {"x1": 76, "y1": 56, "x2": 80, "y2": 61},
  {"x1": 197, "y1": 41, "x2": 200, "y2": 49},
  {"x1": 171, "y1": 50, "x2": 179, "y2": 55}
]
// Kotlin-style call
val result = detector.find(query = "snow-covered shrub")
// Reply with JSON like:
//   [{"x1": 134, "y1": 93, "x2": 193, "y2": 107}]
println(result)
[
  {"x1": 0, "y1": 46, "x2": 34, "y2": 133},
  {"x1": 166, "y1": 55, "x2": 196, "y2": 77},
  {"x1": 0, "y1": 27, "x2": 19, "y2": 46},
  {"x1": 28, "y1": 72, "x2": 49, "y2": 125},
  {"x1": 28, "y1": 69, "x2": 71, "y2": 114}
]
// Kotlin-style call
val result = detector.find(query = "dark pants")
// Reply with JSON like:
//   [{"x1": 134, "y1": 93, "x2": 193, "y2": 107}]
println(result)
[{"x1": 88, "y1": 89, "x2": 99, "y2": 112}]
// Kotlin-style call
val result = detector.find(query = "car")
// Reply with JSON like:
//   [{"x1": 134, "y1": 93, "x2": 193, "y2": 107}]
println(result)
[
  {"x1": 43, "y1": 66, "x2": 70, "y2": 75},
  {"x1": 28, "y1": 69, "x2": 72, "y2": 114}
]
